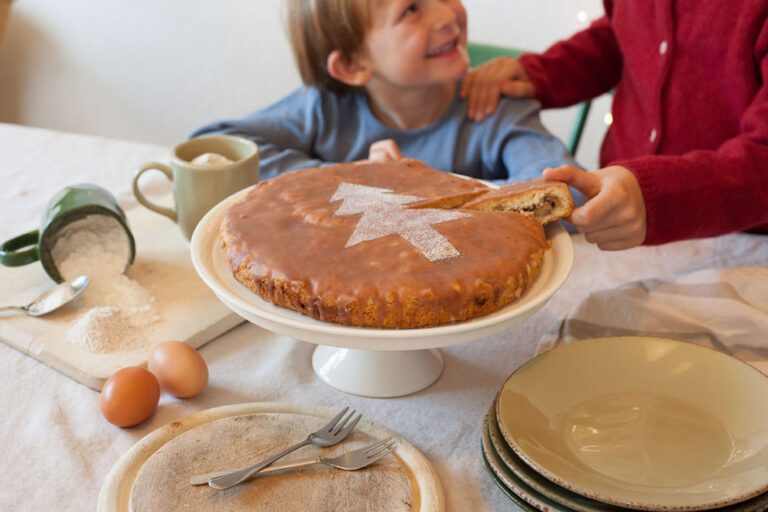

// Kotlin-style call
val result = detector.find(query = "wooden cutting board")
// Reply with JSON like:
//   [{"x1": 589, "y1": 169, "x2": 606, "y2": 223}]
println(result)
[{"x1": 0, "y1": 195, "x2": 243, "y2": 390}]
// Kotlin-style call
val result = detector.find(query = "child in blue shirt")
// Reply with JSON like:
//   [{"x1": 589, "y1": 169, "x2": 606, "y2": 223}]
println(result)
[{"x1": 193, "y1": 0, "x2": 576, "y2": 185}]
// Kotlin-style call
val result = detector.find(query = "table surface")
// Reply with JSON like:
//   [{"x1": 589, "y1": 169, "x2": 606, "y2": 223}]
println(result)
[{"x1": 2, "y1": 122, "x2": 767, "y2": 511}]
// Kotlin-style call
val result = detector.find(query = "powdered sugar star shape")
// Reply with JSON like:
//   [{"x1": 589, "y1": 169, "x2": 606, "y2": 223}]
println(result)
[{"x1": 331, "y1": 182, "x2": 468, "y2": 261}]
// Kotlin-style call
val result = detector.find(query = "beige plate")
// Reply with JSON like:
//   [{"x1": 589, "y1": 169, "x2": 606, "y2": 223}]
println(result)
[
  {"x1": 497, "y1": 337, "x2": 768, "y2": 511},
  {"x1": 98, "y1": 402, "x2": 443, "y2": 512}
]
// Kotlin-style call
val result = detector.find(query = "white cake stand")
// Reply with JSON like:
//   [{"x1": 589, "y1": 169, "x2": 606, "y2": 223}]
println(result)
[{"x1": 191, "y1": 188, "x2": 574, "y2": 398}]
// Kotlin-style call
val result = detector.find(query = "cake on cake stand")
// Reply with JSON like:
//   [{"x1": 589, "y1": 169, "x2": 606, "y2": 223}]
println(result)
[{"x1": 191, "y1": 189, "x2": 574, "y2": 398}]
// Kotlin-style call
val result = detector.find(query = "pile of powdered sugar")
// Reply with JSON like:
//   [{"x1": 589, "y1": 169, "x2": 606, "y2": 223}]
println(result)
[{"x1": 52, "y1": 214, "x2": 160, "y2": 353}]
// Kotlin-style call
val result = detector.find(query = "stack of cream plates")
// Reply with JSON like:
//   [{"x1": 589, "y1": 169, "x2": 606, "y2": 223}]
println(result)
[{"x1": 481, "y1": 336, "x2": 768, "y2": 511}]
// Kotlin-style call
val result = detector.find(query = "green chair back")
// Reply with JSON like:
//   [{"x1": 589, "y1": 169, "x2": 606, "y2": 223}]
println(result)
[{"x1": 467, "y1": 42, "x2": 590, "y2": 156}]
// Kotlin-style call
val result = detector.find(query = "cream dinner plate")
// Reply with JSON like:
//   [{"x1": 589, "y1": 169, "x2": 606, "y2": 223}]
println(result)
[
  {"x1": 487, "y1": 401, "x2": 768, "y2": 512},
  {"x1": 481, "y1": 453, "x2": 537, "y2": 512},
  {"x1": 481, "y1": 409, "x2": 568, "y2": 512},
  {"x1": 497, "y1": 337, "x2": 768, "y2": 511},
  {"x1": 486, "y1": 403, "x2": 623, "y2": 512}
]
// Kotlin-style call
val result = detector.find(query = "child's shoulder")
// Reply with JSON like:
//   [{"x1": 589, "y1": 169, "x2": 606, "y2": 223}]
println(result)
[
  {"x1": 285, "y1": 85, "x2": 334, "y2": 104},
  {"x1": 487, "y1": 96, "x2": 543, "y2": 122},
  {"x1": 452, "y1": 86, "x2": 542, "y2": 125},
  {"x1": 293, "y1": 85, "x2": 367, "y2": 109},
  {"x1": 266, "y1": 85, "x2": 366, "y2": 117},
  {"x1": 451, "y1": 95, "x2": 543, "y2": 134}
]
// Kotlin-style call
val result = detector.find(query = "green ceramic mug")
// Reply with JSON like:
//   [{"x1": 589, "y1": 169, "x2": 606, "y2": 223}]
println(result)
[
  {"x1": 132, "y1": 135, "x2": 259, "y2": 240},
  {"x1": 0, "y1": 183, "x2": 136, "y2": 283}
]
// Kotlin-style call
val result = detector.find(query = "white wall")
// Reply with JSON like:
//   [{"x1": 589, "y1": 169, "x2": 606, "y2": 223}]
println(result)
[{"x1": 0, "y1": 0, "x2": 609, "y2": 168}]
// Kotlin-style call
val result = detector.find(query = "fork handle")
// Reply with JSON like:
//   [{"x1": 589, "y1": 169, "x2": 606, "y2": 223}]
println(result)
[
  {"x1": 189, "y1": 456, "x2": 320, "y2": 486},
  {"x1": 208, "y1": 438, "x2": 313, "y2": 489}
]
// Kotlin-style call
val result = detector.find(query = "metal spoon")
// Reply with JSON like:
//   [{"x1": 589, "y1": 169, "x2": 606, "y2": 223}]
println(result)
[{"x1": 0, "y1": 275, "x2": 90, "y2": 317}]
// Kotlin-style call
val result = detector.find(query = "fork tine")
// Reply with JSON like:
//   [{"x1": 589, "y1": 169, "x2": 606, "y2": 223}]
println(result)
[
  {"x1": 331, "y1": 409, "x2": 355, "y2": 434},
  {"x1": 334, "y1": 412, "x2": 362, "y2": 436},
  {"x1": 364, "y1": 444, "x2": 396, "y2": 465},
  {"x1": 363, "y1": 437, "x2": 395, "y2": 455},
  {"x1": 323, "y1": 406, "x2": 349, "y2": 432},
  {"x1": 366, "y1": 439, "x2": 397, "y2": 459}
]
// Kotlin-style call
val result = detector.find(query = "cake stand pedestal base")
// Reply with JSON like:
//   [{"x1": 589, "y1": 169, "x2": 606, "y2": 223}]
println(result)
[{"x1": 311, "y1": 346, "x2": 444, "y2": 398}]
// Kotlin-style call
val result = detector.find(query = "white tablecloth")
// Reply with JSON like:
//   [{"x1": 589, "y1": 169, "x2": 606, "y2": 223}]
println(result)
[{"x1": 1, "y1": 123, "x2": 767, "y2": 511}]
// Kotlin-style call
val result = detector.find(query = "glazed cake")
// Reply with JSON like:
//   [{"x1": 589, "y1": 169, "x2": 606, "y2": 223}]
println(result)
[{"x1": 221, "y1": 160, "x2": 565, "y2": 328}]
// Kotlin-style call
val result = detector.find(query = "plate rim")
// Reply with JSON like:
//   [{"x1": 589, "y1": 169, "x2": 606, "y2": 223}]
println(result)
[
  {"x1": 481, "y1": 450, "x2": 538, "y2": 512},
  {"x1": 481, "y1": 408, "x2": 570, "y2": 512},
  {"x1": 189, "y1": 185, "x2": 574, "y2": 348},
  {"x1": 97, "y1": 402, "x2": 444, "y2": 512},
  {"x1": 489, "y1": 396, "x2": 768, "y2": 512},
  {"x1": 486, "y1": 401, "x2": 622, "y2": 512},
  {"x1": 495, "y1": 336, "x2": 768, "y2": 511}
]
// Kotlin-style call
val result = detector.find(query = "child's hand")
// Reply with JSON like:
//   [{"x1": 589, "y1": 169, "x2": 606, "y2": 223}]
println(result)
[
  {"x1": 542, "y1": 165, "x2": 647, "y2": 250},
  {"x1": 459, "y1": 56, "x2": 536, "y2": 121},
  {"x1": 368, "y1": 139, "x2": 402, "y2": 162}
]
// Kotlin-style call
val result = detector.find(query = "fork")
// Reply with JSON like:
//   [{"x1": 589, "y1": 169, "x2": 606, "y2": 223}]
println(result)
[
  {"x1": 190, "y1": 437, "x2": 397, "y2": 486},
  {"x1": 206, "y1": 406, "x2": 362, "y2": 490}
]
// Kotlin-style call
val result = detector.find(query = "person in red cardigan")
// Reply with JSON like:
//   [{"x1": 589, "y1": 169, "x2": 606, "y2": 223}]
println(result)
[{"x1": 461, "y1": 0, "x2": 768, "y2": 250}]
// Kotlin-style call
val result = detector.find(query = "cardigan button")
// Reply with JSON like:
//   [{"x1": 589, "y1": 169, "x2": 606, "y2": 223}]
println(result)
[
  {"x1": 659, "y1": 40, "x2": 668, "y2": 55},
  {"x1": 650, "y1": 129, "x2": 658, "y2": 143}
]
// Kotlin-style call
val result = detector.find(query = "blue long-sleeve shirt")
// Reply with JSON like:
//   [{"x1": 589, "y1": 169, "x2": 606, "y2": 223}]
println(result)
[{"x1": 191, "y1": 86, "x2": 577, "y2": 184}]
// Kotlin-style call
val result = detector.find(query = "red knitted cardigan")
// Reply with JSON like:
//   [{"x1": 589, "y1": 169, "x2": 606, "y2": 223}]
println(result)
[{"x1": 520, "y1": 0, "x2": 768, "y2": 245}]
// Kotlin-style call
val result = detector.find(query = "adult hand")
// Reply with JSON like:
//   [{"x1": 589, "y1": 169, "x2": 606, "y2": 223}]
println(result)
[
  {"x1": 459, "y1": 56, "x2": 536, "y2": 121},
  {"x1": 368, "y1": 139, "x2": 402, "y2": 162},
  {"x1": 543, "y1": 165, "x2": 647, "y2": 250}
]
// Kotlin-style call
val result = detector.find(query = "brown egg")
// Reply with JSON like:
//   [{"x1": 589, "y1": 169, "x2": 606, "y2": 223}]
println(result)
[
  {"x1": 100, "y1": 367, "x2": 160, "y2": 428},
  {"x1": 148, "y1": 341, "x2": 209, "y2": 398}
]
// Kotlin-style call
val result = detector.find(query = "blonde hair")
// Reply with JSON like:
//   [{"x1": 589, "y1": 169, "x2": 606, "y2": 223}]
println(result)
[{"x1": 285, "y1": 0, "x2": 370, "y2": 93}]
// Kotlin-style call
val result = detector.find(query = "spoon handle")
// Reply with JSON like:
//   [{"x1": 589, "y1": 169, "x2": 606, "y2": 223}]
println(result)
[{"x1": 0, "y1": 306, "x2": 26, "y2": 315}]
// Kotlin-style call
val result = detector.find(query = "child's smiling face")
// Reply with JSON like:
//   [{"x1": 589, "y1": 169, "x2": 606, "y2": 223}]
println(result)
[{"x1": 363, "y1": 0, "x2": 469, "y2": 89}]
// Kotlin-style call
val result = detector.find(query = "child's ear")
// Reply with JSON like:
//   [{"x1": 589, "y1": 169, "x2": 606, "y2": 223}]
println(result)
[{"x1": 327, "y1": 50, "x2": 372, "y2": 87}]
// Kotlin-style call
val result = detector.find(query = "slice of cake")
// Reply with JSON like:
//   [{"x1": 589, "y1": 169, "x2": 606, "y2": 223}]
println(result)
[{"x1": 461, "y1": 181, "x2": 574, "y2": 224}]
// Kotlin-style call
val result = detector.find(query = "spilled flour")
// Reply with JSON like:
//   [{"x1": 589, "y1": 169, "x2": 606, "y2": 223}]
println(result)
[
  {"x1": 67, "y1": 306, "x2": 144, "y2": 353},
  {"x1": 53, "y1": 214, "x2": 159, "y2": 353}
]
